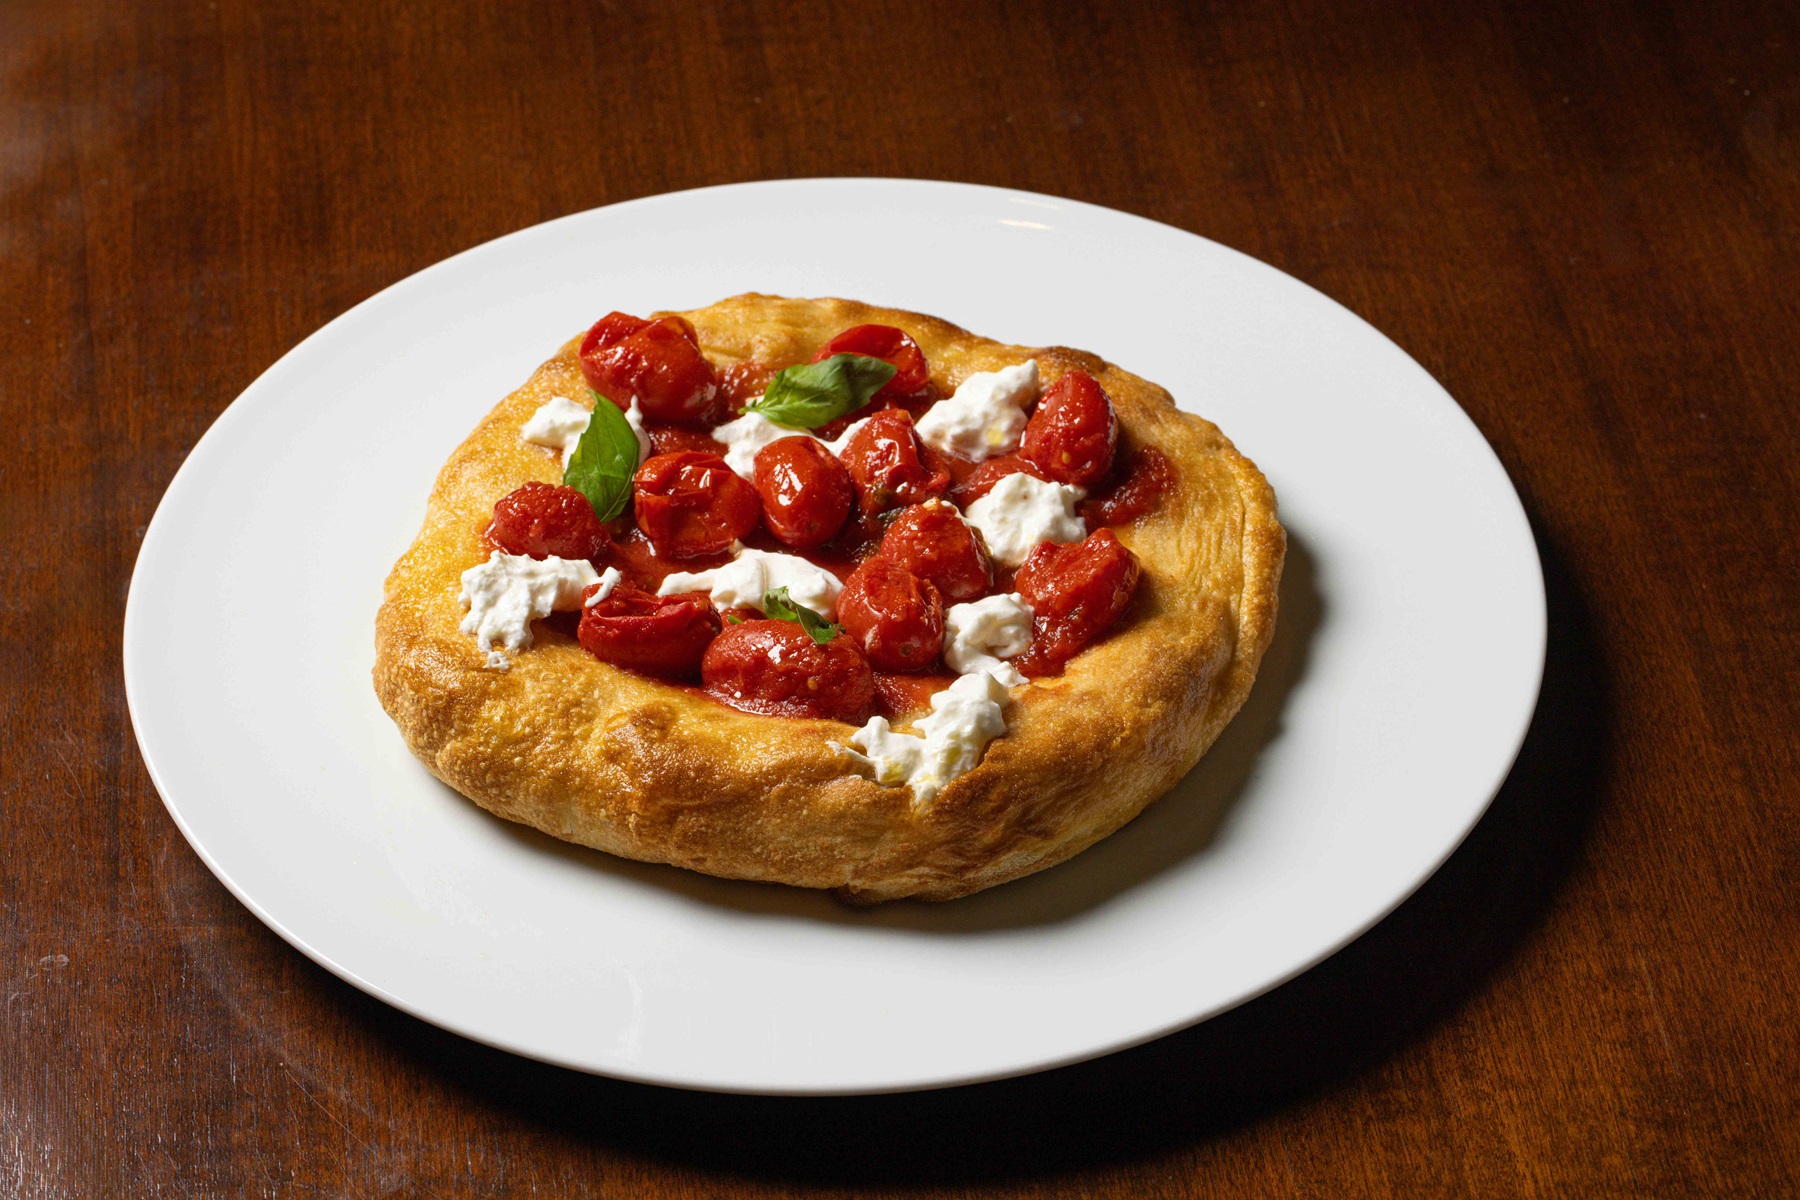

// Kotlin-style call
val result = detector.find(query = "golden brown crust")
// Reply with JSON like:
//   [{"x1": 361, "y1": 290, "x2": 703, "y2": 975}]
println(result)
[{"x1": 373, "y1": 295, "x2": 1285, "y2": 902}]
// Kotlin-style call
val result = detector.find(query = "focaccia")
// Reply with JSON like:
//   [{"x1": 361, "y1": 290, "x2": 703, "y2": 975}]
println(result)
[{"x1": 373, "y1": 295, "x2": 1284, "y2": 902}]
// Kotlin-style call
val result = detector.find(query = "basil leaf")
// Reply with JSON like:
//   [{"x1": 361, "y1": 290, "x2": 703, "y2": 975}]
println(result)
[
  {"x1": 563, "y1": 392, "x2": 638, "y2": 523},
  {"x1": 746, "y1": 354, "x2": 897, "y2": 429},
  {"x1": 762, "y1": 587, "x2": 842, "y2": 645}
]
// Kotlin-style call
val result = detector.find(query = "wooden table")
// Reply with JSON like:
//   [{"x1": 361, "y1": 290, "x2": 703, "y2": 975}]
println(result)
[{"x1": 5, "y1": 0, "x2": 1795, "y2": 1194}]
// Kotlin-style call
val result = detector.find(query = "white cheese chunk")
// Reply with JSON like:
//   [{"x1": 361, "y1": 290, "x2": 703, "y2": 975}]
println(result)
[
  {"x1": 833, "y1": 716, "x2": 924, "y2": 788},
  {"x1": 913, "y1": 669, "x2": 1014, "y2": 778},
  {"x1": 832, "y1": 670, "x2": 1016, "y2": 806},
  {"x1": 520, "y1": 395, "x2": 650, "y2": 467},
  {"x1": 582, "y1": 566, "x2": 624, "y2": 606},
  {"x1": 519, "y1": 396, "x2": 591, "y2": 461},
  {"x1": 963, "y1": 471, "x2": 1087, "y2": 568},
  {"x1": 459, "y1": 551, "x2": 599, "y2": 657},
  {"x1": 914, "y1": 360, "x2": 1039, "y2": 461},
  {"x1": 942, "y1": 593, "x2": 1033, "y2": 684},
  {"x1": 709, "y1": 410, "x2": 870, "y2": 480},
  {"x1": 656, "y1": 546, "x2": 843, "y2": 618}
]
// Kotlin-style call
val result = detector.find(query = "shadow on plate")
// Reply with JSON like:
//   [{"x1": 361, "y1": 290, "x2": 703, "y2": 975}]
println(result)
[
  {"x1": 479, "y1": 530, "x2": 1325, "y2": 931},
  {"x1": 347, "y1": 518, "x2": 1604, "y2": 1186}
]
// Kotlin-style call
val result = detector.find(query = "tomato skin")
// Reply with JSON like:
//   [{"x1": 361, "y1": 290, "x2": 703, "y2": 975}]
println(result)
[
  {"x1": 950, "y1": 453, "x2": 1048, "y2": 507},
  {"x1": 753, "y1": 437, "x2": 854, "y2": 549},
  {"x1": 577, "y1": 584, "x2": 721, "y2": 680},
  {"x1": 1081, "y1": 445, "x2": 1174, "y2": 529},
  {"x1": 810, "y1": 324, "x2": 930, "y2": 398},
  {"x1": 632, "y1": 451, "x2": 761, "y2": 559},
  {"x1": 578, "y1": 312, "x2": 722, "y2": 426},
  {"x1": 486, "y1": 481, "x2": 610, "y2": 562},
  {"x1": 878, "y1": 500, "x2": 993, "y2": 603},
  {"x1": 837, "y1": 557, "x2": 946, "y2": 672},
  {"x1": 838, "y1": 409, "x2": 951, "y2": 514},
  {"x1": 1020, "y1": 370, "x2": 1117, "y2": 487},
  {"x1": 1011, "y1": 528, "x2": 1141, "y2": 675},
  {"x1": 718, "y1": 359, "x2": 777, "y2": 410},
  {"x1": 701, "y1": 620, "x2": 875, "y2": 721},
  {"x1": 814, "y1": 399, "x2": 942, "y2": 444},
  {"x1": 579, "y1": 311, "x2": 645, "y2": 359},
  {"x1": 871, "y1": 671, "x2": 958, "y2": 720},
  {"x1": 644, "y1": 423, "x2": 725, "y2": 457}
]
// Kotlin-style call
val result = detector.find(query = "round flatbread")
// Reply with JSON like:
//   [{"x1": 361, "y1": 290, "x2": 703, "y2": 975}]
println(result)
[{"x1": 373, "y1": 295, "x2": 1284, "y2": 902}]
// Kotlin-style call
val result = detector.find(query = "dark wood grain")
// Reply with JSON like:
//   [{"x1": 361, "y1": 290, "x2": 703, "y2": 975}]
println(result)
[{"x1": 3, "y1": 0, "x2": 1796, "y2": 1194}]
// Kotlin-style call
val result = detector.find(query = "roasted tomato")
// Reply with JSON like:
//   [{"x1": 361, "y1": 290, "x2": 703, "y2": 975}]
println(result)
[
  {"x1": 871, "y1": 671, "x2": 957, "y2": 720},
  {"x1": 1081, "y1": 445, "x2": 1174, "y2": 529},
  {"x1": 718, "y1": 359, "x2": 777, "y2": 410},
  {"x1": 578, "y1": 312, "x2": 721, "y2": 426},
  {"x1": 1021, "y1": 369, "x2": 1117, "y2": 487},
  {"x1": 577, "y1": 583, "x2": 721, "y2": 680},
  {"x1": 701, "y1": 620, "x2": 875, "y2": 721},
  {"x1": 632, "y1": 451, "x2": 761, "y2": 559},
  {"x1": 486, "y1": 481, "x2": 610, "y2": 562},
  {"x1": 810, "y1": 324, "x2": 930, "y2": 398},
  {"x1": 753, "y1": 436, "x2": 854, "y2": 549},
  {"x1": 877, "y1": 500, "x2": 993, "y2": 603},
  {"x1": 838, "y1": 409, "x2": 951, "y2": 514},
  {"x1": 950, "y1": 453, "x2": 1048, "y2": 507},
  {"x1": 645, "y1": 423, "x2": 726, "y2": 457},
  {"x1": 837, "y1": 557, "x2": 946, "y2": 672},
  {"x1": 1011, "y1": 528, "x2": 1140, "y2": 675}
]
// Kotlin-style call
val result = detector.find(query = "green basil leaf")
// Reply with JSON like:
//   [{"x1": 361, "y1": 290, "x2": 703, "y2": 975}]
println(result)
[
  {"x1": 745, "y1": 354, "x2": 897, "y2": 429},
  {"x1": 563, "y1": 391, "x2": 638, "y2": 523},
  {"x1": 762, "y1": 587, "x2": 842, "y2": 645}
]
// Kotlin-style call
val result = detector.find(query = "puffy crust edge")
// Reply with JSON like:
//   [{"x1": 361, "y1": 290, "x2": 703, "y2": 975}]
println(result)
[{"x1": 373, "y1": 295, "x2": 1285, "y2": 902}]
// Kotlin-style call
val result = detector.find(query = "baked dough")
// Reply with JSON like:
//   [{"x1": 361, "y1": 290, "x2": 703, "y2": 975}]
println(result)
[{"x1": 373, "y1": 295, "x2": 1285, "y2": 902}]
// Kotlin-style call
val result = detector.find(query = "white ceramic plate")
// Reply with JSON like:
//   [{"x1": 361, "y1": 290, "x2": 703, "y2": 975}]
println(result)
[{"x1": 124, "y1": 179, "x2": 1544, "y2": 1095}]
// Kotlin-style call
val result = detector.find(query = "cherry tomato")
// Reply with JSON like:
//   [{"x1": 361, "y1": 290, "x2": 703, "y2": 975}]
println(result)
[
  {"x1": 950, "y1": 453, "x2": 1048, "y2": 507},
  {"x1": 579, "y1": 312, "x2": 722, "y2": 426},
  {"x1": 837, "y1": 557, "x2": 946, "y2": 672},
  {"x1": 717, "y1": 360, "x2": 777, "y2": 410},
  {"x1": 632, "y1": 451, "x2": 761, "y2": 559},
  {"x1": 871, "y1": 672, "x2": 958, "y2": 720},
  {"x1": 838, "y1": 409, "x2": 951, "y2": 514},
  {"x1": 1011, "y1": 528, "x2": 1141, "y2": 675},
  {"x1": 814, "y1": 395, "x2": 940, "y2": 444},
  {"x1": 878, "y1": 500, "x2": 993, "y2": 603},
  {"x1": 701, "y1": 620, "x2": 875, "y2": 721},
  {"x1": 1021, "y1": 369, "x2": 1117, "y2": 487},
  {"x1": 754, "y1": 437, "x2": 854, "y2": 549},
  {"x1": 1080, "y1": 445, "x2": 1174, "y2": 529},
  {"x1": 486, "y1": 481, "x2": 609, "y2": 562},
  {"x1": 810, "y1": 324, "x2": 930, "y2": 398},
  {"x1": 645, "y1": 423, "x2": 726, "y2": 457},
  {"x1": 577, "y1": 584, "x2": 721, "y2": 680}
]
